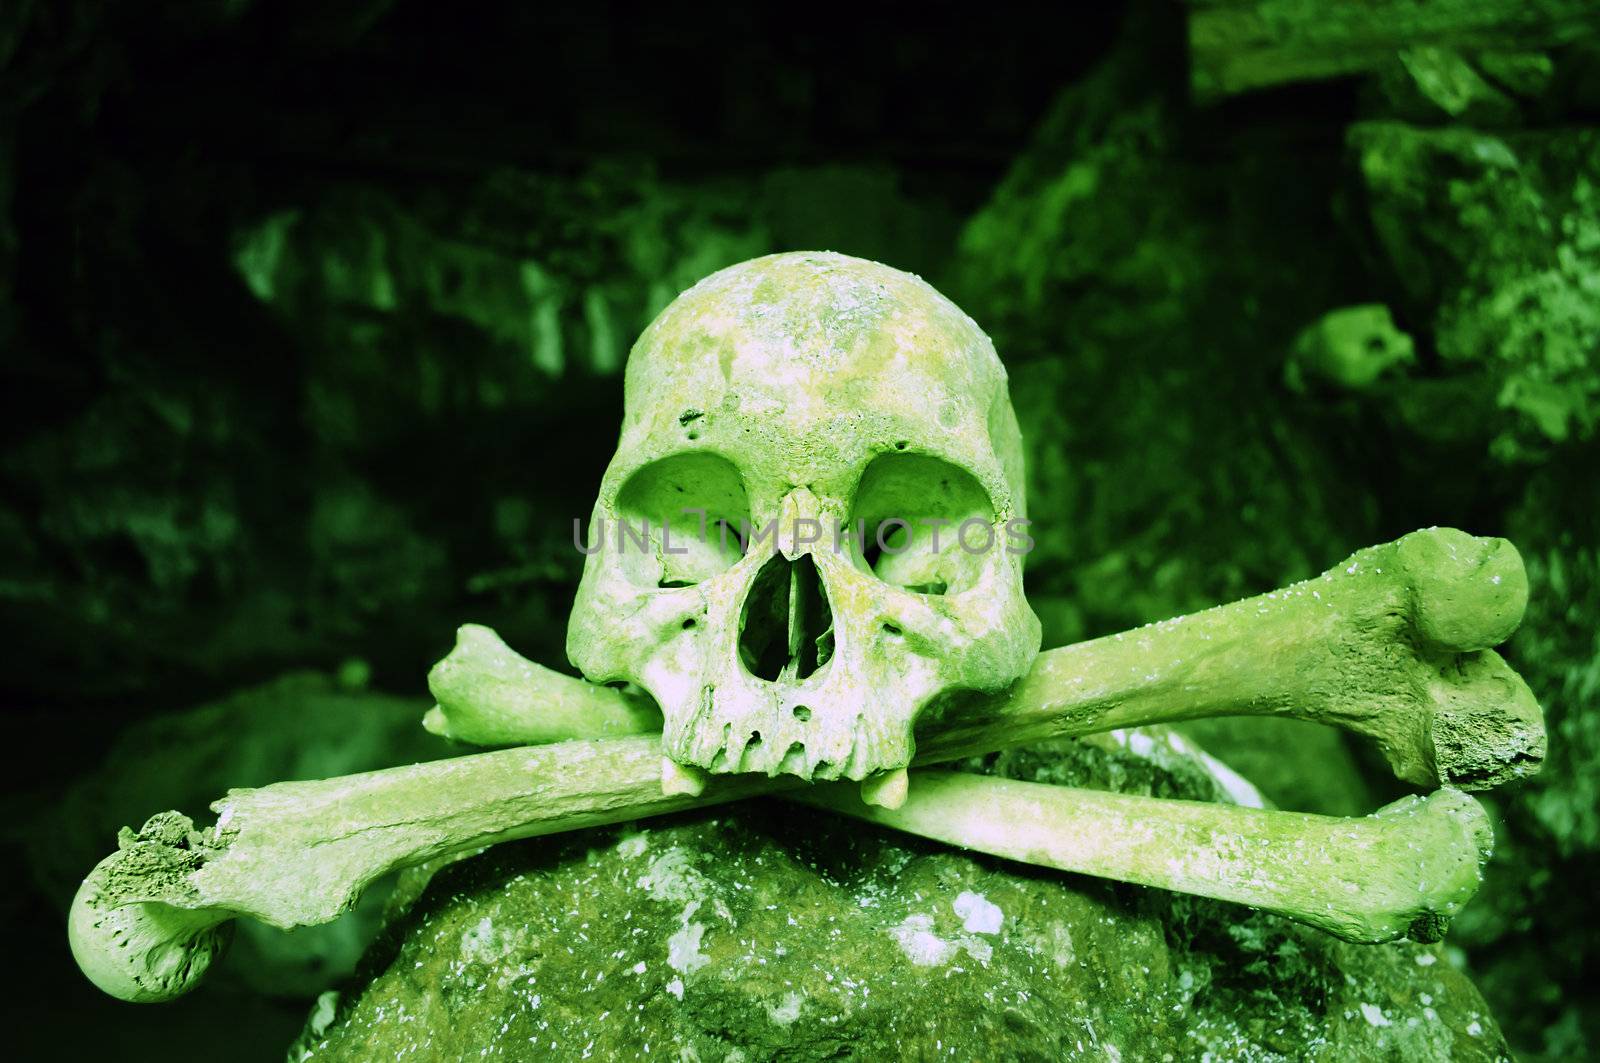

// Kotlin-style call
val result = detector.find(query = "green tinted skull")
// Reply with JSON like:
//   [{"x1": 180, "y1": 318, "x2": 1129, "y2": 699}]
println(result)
[{"x1": 568, "y1": 252, "x2": 1041, "y2": 782}]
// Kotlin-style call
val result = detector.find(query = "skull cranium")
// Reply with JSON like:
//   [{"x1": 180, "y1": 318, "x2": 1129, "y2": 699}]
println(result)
[{"x1": 567, "y1": 252, "x2": 1040, "y2": 784}]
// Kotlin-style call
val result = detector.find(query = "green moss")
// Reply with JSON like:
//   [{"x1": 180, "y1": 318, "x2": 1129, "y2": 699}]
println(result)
[
  {"x1": 296, "y1": 740, "x2": 1508, "y2": 1061},
  {"x1": 1350, "y1": 123, "x2": 1600, "y2": 460}
]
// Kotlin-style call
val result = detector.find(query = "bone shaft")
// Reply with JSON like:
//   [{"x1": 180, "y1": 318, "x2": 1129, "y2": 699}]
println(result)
[
  {"x1": 916, "y1": 530, "x2": 1538, "y2": 787},
  {"x1": 424, "y1": 625, "x2": 662, "y2": 747},
  {"x1": 72, "y1": 734, "x2": 1481, "y2": 1002},
  {"x1": 130, "y1": 683, "x2": 1174, "y2": 931},
  {"x1": 790, "y1": 771, "x2": 1490, "y2": 943},
  {"x1": 68, "y1": 735, "x2": 783, "y2": 1001},
  {"x1": 430, "y1": 531, "x2": 1541, "y2": 790},
  {"x1": 190, "y1": 530, "x2": 1528, "y2": 925},
  {"x1": 195, "y1": 736, "x2": 790, "y2": 927},
  {"x1": 74, "y1": 528, "x2": 1540, "y2": 1001},
  {"x1": 914, "y1": 614, "x2": 1321, "y2": 760},
  {"x1": 427, "y1": 614, "x2": 1322, "y2": 759}
]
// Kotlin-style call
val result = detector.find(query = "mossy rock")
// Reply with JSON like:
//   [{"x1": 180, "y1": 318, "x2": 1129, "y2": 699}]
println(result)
[{"x1": 295, "y1": 741, "x2": 1508, "y2": 1061}]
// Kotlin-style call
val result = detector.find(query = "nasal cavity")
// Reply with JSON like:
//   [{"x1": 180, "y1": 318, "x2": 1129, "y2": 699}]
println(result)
[{"x1": 738, "y1": 554, "x2": 835, "y2": 683}]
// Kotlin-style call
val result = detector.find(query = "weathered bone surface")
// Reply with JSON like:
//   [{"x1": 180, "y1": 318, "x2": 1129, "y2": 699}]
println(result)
[
  {"x1": 68, "y1": 722, "x2": 1494, "y2": 1003},
  {"x1": 440, "y1": 527, "x2": 1546, "y2": 789},
  {"x1": 69, "y1": 525, "x2": 1539, "y2": 1003},
  {"x1": 794, "y1": 772, "x2": 1491, "y2": 945},
  {"x1": 424, "y1": 624, "x2": 661, "y2": 746},
  {"x1": 69, "y1": 734, "x2": 746, "y2": 1003},
  {"x1": 566, "y1": 251, "x2": 1041, "y2": 784},
  {"x1": 927, "y1": 525, "x2": 1543, "y2": 789}
]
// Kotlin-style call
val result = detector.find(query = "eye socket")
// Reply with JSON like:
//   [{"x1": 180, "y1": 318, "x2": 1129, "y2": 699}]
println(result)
[
  {"x1": 848, "y1": 453, "x2": 996, "y2": 596},
  {"x1": 614, "y1": 453, "x2": 750, "y2": 588}
]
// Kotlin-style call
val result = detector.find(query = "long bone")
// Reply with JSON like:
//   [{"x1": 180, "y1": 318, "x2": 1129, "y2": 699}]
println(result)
[
  {"x1": 70, "y1": 734, "x2": 1491, "y2": 1004},
  {"x1": 68, "y1": 527, "x2": 1539, "y2": 1001},
  {"x1": 794, "y1": 773, "x2": 1491, "y2": 945},
  {"x1": 429, "y1": 527, "x2": 1544, "y2": 790}
]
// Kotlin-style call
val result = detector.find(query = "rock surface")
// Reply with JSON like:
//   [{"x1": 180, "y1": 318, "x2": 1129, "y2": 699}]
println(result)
[{"x1": 295, "y1": 739, "x2": 1509, "y2": 1061}]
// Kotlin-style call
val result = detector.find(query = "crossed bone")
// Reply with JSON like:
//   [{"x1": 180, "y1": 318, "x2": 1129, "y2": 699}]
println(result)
[{"x1": 69, "y1": 527, "x2": 1544, "y2": 1003}]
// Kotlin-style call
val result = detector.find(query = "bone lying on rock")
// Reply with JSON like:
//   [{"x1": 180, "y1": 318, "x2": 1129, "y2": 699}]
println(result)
[
  {"x1": 71, "y1": 527, "x2": 1541, "y2": 1001},
  {"x1": 67, "y1": 724, "x2": 1202, "y2": 1001},
  {"x1": 428, "y1": 528, "x2": 1544, "y2": 791},
  {"x1": 69, "y1": 734, "x2": 782, "y2": 1003},
  {"x1": 71, "y1": 723, "x2": 1490, "y2": 1003},
  {"x1": 792, "y1": 772, "x2": 1492, "y2": 945}
]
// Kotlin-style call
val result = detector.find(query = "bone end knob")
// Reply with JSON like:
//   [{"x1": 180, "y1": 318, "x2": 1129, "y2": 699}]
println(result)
[
  {"x1": 1396, "y1": 528, "x2": 1528, "y2": 653},
  {"x1": 1426, "y1": 652, "x2": 1547, "y2": 788},
  {"x1": 69, "y1": 830, "x2": 233, "y2": 1003}
]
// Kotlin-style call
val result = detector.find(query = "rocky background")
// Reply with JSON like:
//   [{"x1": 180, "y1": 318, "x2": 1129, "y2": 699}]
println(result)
[{"x1": 3, "y1": 1, "x2": 1597, "y2": 1059}]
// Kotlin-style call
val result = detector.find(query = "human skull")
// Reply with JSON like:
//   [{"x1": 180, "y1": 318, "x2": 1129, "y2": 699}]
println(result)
[{"x1": 567, "y1": 252, "x2": 1040, "y2": 784}]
